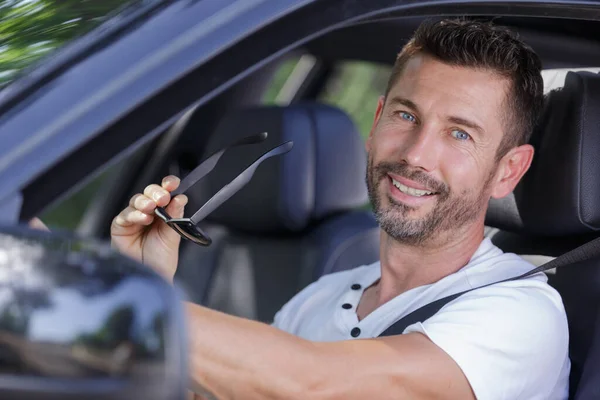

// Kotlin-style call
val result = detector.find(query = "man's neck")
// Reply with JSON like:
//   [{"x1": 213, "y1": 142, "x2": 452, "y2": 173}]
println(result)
[{"x1": 375, "y1": 221, "x2": 485, "y2": 307}]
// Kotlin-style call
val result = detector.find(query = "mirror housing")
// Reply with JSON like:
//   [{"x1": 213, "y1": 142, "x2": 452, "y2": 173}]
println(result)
[{"x1": 0, "y1": 224, "x2": 187, "y2": 400}]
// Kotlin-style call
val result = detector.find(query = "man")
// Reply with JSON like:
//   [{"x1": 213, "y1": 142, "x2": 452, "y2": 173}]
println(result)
[{"x1": 111, "y1": 19, "x2": 570, "y2": 399}]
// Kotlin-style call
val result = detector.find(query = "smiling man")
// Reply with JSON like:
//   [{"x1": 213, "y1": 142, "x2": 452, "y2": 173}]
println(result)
[{"x1": 111, "y1": 19, "x2": 570, "y2": 399}]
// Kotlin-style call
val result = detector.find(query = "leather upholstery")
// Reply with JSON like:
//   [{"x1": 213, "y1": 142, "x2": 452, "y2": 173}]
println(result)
[
  {"x1": 485, "y1": 71, "x2": 600, "y2": 398},
  {"x1": 487, "y1": 71, "x2": 600, "y2": 236},
  {"x1": 175, "y1": 103, "x2": 380, "y2": 322},
  {"x1": 187, "y1": 103, "x2": 369, "y2": 233},
  {"x1": 552, "y1": 258, "x2": 600, "y2": 398}
]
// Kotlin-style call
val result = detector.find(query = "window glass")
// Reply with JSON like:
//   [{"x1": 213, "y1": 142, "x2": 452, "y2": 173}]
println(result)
[
  {"x1": 542, "y1": 67, "x2": 600, "y2": 93},
  {"x1": 38, "y1": 52, "x2": 307, "y2": 231},
  {"x1": 40, "y1": 163, "x2": 120, "y2": 231},
  {"x1": 261, "y1": 56, "x2": 304, "y2": 104},
  {"x1": 315, "y1": 61, "x2": 392, "y2": 210},
  {"x1": 319, "y1": 61, "x2": 392, "y2": 140},
  {"x1": 0, "y1": 0, "x2": 141, "y2": 88}
]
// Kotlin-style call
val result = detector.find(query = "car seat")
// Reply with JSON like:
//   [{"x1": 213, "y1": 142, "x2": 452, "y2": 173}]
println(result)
[
  {"x1": 174, "y1": 103, "x2": 380, "y2": 323},
  {"x1": 485, "y1": 70, "x2": 600, "y2": 398}
]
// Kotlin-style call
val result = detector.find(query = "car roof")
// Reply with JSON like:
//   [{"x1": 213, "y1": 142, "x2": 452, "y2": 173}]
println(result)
[{"x1": 1, "y1": 0, "x2": 600, "y2": 223}]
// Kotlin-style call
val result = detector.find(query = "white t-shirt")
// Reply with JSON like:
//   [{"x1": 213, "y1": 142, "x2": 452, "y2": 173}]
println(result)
[{"x1": 272, "y1": 238, "x2": 571, "y2": 400}]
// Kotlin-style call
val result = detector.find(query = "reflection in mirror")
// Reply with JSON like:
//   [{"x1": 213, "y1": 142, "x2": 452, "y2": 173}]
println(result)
[{"x1": 0, "y1": 224, "x2": 187, "y2": 400}]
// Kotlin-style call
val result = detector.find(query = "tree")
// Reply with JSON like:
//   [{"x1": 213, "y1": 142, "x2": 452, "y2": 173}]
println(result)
[{"x1": 0, "y1": 0, "x2": 135, "y2": 87}]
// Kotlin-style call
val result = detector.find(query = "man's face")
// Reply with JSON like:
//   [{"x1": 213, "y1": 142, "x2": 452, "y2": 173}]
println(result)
[{"x1": 366, "y1": 54, "x2": 514, "y2": 245}]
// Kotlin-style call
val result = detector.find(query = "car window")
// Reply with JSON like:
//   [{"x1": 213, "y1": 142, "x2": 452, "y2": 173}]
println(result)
[
  {"x1": 40, "y1": 54, "x2": 309, "y2": 231},
  {"x1": 319, "y1": 61, "x2": 392, "y2": 140},
  {"x1": 0, "y1": 0, "x2": 139, "y2": 88},
  {"x1": 262, "y1": 55, "x2": 304, "y2": 103},
  {"x1": 39, "y1": 155, "x2": 133, "y2": 231},
  {"x1": 542, "y1": 67, "x2": 600, "y2": 93}
]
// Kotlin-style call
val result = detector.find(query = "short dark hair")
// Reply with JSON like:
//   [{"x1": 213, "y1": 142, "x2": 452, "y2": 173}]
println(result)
[{"x1": 385, "y1": 19, "x2": 544, "y2": 159}]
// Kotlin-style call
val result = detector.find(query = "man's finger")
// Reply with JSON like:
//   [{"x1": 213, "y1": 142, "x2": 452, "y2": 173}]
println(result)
[
  {"x1": 143, "y1": 184, "x2": 171, "y2": 207},
  {"x1": 162, "y1": 175, "x2": 181, "y2": 192},
  {"x1": 113, "y1": 207, "x2": 154, "y2": 227},
  {"x1": 128, "y1": 193, "x2": 143, "y2": 208},
  {"x1": 165, "y1": 194, "x2": 188, "y2": 219},
  {"x1": 131, "y1": 193, "x2": 157, "y2": 214},
  {"x1": 156, "y1": 195, "x2": 188, "y2": 246}
]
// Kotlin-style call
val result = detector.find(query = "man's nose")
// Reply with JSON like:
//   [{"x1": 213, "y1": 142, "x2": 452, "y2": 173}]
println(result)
[{"x1": 400, "y1": 125, "x2": 441, "y2": 171}]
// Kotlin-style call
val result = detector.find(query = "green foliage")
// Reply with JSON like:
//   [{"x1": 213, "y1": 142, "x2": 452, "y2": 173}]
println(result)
[
  {"x1": 41, "y1": 168, "x2": 112, "y2": 230},
  {"x1": 319, "y1": 61, "x2": 391, "y2": 140},
  {"x1": 0, "y1": 0, "x2": 134, "y2": 87},
  {"x1": 261, "y1": 57, "x2": 301, "y2": 104}
]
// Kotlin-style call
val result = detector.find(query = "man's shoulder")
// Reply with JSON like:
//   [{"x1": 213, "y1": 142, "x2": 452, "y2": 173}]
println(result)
[
  {"x1": 465, "y1": 237, "x2": 547, "y2": 285},
  {"x1": 405, "y1": 262, "x2": 570, "y2": 400},
  {"x1": 464, "y1": 240, "x2": 562, "y2": 313},
  {"x1": 433, "y1": 238, "x2": 566, "y2": 335}
]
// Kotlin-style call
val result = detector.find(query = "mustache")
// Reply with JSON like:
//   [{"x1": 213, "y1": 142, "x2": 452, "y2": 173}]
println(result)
[{"x1": 373, "y1": 162, "x2": 449, "y2": 195}]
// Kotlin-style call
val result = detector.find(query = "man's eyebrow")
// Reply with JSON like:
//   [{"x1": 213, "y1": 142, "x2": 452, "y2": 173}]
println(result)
[
  {"x1": 447, "y1": 116, "x2": 486, "y2": 136},
  {"x1": 387, "y1": 96, "x2": 420, "y2": 112}
]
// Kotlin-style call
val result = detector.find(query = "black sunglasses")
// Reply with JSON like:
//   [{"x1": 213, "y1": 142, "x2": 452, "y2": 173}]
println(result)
[{"x1": 154, "y1": 132, "x2": 293, "y2": 246}]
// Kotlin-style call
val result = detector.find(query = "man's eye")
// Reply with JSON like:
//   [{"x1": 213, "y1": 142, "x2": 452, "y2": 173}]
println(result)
[
  {"x1": 399, "y1": 112, "x2": 416, "y2": 122},
  {"x1": 450, "y1": 129, "x2": 470, "y2": 141}
]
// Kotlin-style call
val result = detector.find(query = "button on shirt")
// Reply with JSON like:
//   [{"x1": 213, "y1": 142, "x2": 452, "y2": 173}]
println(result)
[{"x1": 272, "y1": 238, "x2": 571, "y2": 400}]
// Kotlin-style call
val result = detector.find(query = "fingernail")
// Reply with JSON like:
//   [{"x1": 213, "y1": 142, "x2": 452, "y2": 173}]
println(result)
[
  {"x1": 179, "y1": 195, "x2": 188, "y2": 207},
  {"x1": 163, "y1": 176, "x2": 180, "y2": 186}
]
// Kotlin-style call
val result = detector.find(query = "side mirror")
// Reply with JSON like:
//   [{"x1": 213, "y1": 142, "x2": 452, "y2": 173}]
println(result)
[{"x1": 0, "y1": 224, "x2": 187, "y2": 400}]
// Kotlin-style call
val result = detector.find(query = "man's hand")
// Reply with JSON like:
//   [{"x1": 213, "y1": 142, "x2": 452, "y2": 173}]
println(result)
[
  {"x1": 111, "y1": 175, "x2": 188, "y2": 281},
  {"x1": 28, "y1": 217, "x2": 49, "y2": 231}
]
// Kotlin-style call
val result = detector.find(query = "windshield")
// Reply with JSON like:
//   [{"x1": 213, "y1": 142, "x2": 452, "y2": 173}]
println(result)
[{"x1": 0, "y1": 0, "x2": 139, "y2": 88}]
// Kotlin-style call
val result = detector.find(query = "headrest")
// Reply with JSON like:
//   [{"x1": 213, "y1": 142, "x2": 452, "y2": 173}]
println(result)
[
  {"x1": 188, "y1": 103, "x2": 368, "y2": 233},
  {"x1": 486, "y1": 71, "x2": 600, "y2": 236}
]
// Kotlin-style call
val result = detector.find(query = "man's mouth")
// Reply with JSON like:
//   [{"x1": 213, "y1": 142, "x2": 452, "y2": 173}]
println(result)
[{"x1": 390, "y1": 177, "x2": 437, "y2": 197}]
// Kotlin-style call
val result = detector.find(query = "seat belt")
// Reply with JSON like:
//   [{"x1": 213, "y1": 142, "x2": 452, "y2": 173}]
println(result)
[{"x1": 378, "y1": 235, "x2": 600, "y2": 337}]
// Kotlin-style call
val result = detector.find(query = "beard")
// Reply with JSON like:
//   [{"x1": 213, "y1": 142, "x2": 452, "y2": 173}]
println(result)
[{"x1": 366, "y1": 155, "x2": 494, "y2": 246}]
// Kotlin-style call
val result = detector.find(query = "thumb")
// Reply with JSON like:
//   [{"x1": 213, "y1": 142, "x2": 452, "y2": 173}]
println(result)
[
  {"x1": 29, "y1": 217, "x2": 50, "y2": 231},
  {"x1": 156, "y1": 194, "x2": 189, "y2": 245},
  {"x1": 166, "y1": 194, "x2": 188, "y2": 219}
]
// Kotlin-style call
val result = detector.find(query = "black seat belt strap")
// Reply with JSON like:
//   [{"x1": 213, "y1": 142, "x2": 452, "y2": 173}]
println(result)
[{"x1": 379, "y1": 235, "x2": 600, "y2": 337}]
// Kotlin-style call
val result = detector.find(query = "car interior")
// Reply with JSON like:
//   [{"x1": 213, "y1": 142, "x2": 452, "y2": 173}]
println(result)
[{"x1": 27, "y1": 12, "x2": 600, "y2": 399}]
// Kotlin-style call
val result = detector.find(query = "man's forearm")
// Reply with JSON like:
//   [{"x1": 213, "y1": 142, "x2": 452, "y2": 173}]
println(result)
[
  {"x1": 185, "y1": 303, "x2": 324, "y2": 400},
  {"x1": 183, "y1": 303, "x2": 473, "y2": 400}
]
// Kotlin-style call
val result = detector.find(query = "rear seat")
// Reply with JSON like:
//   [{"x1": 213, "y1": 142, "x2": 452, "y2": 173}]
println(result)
[
  {"x1": 174, "y1": 103, "x2": 380, "y2": 323},
  {"x1": 485, "y1": 71, "x2": 600, "y2": 398}
]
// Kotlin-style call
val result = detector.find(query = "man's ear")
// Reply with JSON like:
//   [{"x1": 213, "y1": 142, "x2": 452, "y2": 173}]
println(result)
[
  {"x1": 490, "y1": 144, "x2": 534, "y2": 199},
  {"x1": 366, "y1": 96, "x2": 385, "y2": 152}
]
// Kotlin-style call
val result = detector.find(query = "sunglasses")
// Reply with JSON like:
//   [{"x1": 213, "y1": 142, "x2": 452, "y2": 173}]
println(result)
[{"x1": 154, "y1": 132, "x2": 293, "y2": 246}]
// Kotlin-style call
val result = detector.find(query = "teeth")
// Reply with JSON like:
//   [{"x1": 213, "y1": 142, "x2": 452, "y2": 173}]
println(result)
[{"x1": 392, "y1": 179, "x2": 433, "y2": 197}]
